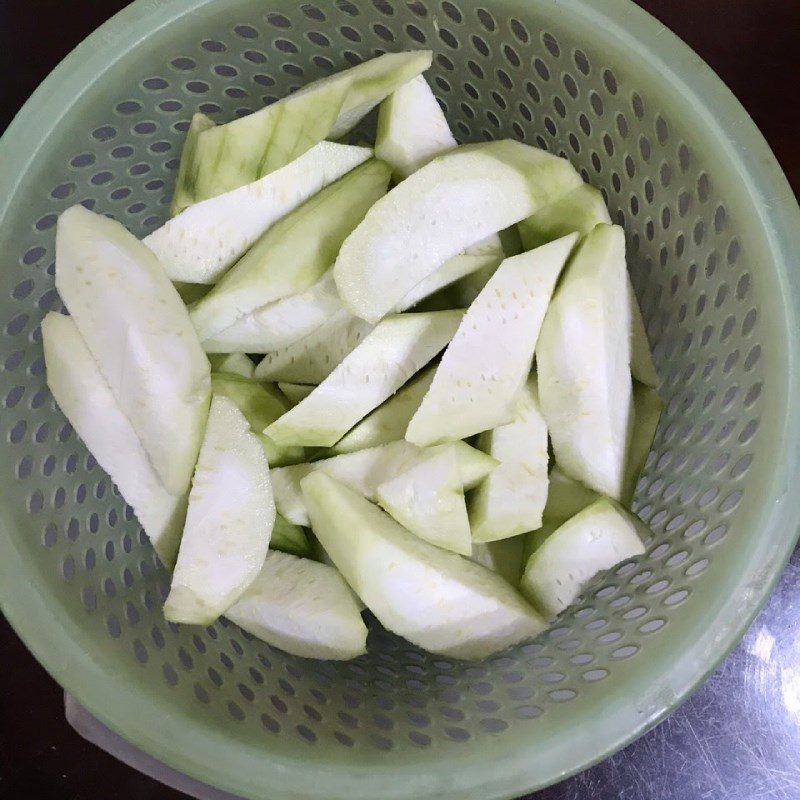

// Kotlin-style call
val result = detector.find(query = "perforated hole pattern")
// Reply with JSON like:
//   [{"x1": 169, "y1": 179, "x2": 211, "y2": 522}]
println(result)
[{"x1": 0, "y1": 0, "x2": 767, "y2": 766}]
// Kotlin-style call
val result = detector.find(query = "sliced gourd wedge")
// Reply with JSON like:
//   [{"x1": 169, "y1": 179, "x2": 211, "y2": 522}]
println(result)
[
  {"x1": 172, "y1": 51, "x2": 431, "y2": 213},
  {"x1": 42, "y1": 313, "x2": 186, "y2": 568},
  {"x1": 147, "y1": 142, "x2": 371, "y2": 284},
  {"x1": 621, "y1": 383, "x2": 664, "y2": 505},
  {"x1": 469, "y1": 377, "x2": 549, "y2": 542},
  {"x1": 272, "y1": 439, "x2": 497, "y2": 526},
  {"x1": 629, "y1": 283, "x2": 659, "y2": 388},
  {"x1": 254, "y1": 310, "x2": 374, "y2": 384},
  {"x1": 208, "y1": 353, "x2": 254, "y2": 378},
  {"x1": 225, "y1": 551, "x2": 367, "y2": 660},
  {"x1": 302, "y1": 472, "x2": 546, "y2": 659},
  {"x1": 210, "y1": 373, "x2": 303, "y2": 467},
  {"x1": 542, "y1": 466, "x2": 599, "y2": 526},
  {"x1": 170, "y1": 112, "x2": 215, "y2": 216},
  {"x1": 278, "y1": 382, "x2": 316, "y2": 406},
  {"x1": 190, "y1": 159, "x2": 391, "y2": 342},
  {"x1": 537, "y1": 224, "x2": 633, "y2": 500},
  {"x1": 520, "y1": 498, "x2": 646, "y2": 618},
  {"x1": 471, "y1": 536, "x2": 526, "y2": 587},
  {"x1": 406, "y1": 234, "x2": 578, "y2": 446},
  {"x1": 328, "y1": 365, "x2": 435, "y2": 455},
  {"x1": 518, "y1": 184, "x2": 658, "y2": 389},
  {"x1": 265, "y1": 310, "x2": 462, "y2": 448},
  {"x1": 518, "y1": 182, "x2": 611, "y2": 250},
  {"x1": 202, "y1": 271, "x2": 343, "y2": 353},
  {"x1": 55, "y1": 205, "x2": 210, "y2": 495},
  {"x1": 375, "y1": 74, "x2": 457, "y2": 180},
  {"x1": 270, "y1": 514, "x2": 312, "y2": 557},
  {"x1": 376, "y1": 444, "x2": 472, "y2": 555},
  {"x1": 335, "y1": 140, "x2": 581, "y2": 323},
  {"x1": 396, "y1": 234, "x2": 505, "y2": 312},
  {"x1": 164, "y1": 394, "x2": 275, "y2": 625}
]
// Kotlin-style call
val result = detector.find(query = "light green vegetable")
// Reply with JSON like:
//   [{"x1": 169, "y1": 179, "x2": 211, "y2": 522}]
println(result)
[
  {"x1": 165, "y1": 395, "x2": 274, "y2": 625},
  {"x1": 55, "y1": 205, "x2": 210, "y2": 495},
  {"x1": 335, "y1": 140, "x2": 581, "y2": 323},
  {"x1": 270, "y1": 514, "x2": 312, "y2": 558},
  {"x1": 277, "y1": 382, "x2": 316, "y2": 406},
  {"x1": 265, "y1": 311, "x2": 462, "y2": 448},
  {"x1": 191, "y1": 159, "x2": 391, "y2": 342},
  {"x1": 537, "y1": 224, "x2": 633, "y2": 500},
  {"x1": 520, "y1": 498, "x2": 647, "y2": 618},
  {"x1": 302, "y1": 472, "x2": 546, "y2": 659},
  {"x1": 518, "y1": 182, "x2": 611, "y2": 250},
  {"x1": 375, "y1": 74, "x2": 457, "y2": 180},
  {"x1": 253, "y1": 310, "x2": 374, "y2": 384},
  {"x1": 202, "y1": 271, "x2": 343, "y2": 353},
  {"x1": 406, "y1": 234, "x2": 578, "y2": 446},
  {"x1": 148, "y1": 143, "x2": 371, "y2": 284},
  {"x1": 271, "y1": 439, "x2": 497, "y2": 527},
  {"x1": 328, "y1": 365, "x2": 435, "y2": 455},
  {"x1": 621, "y1": 383, "x2": 664, "y2": 505},
  {"x1": 170, "y1": 112, "x2": 215, "y2": 216},
  {"x1": 470, "y1": 377, "x2": 549, "y2": 542},
  {"x1": 226, "y1": 551, "x2": 367, "y2": 660},
  {"x1": 629, "y1": 283, "x2": 659, "y2": 388},
  {"x1": 208, "y1": 353, "x2": 254, "y2": 379},
  {"x1": 172, "y1": 51, "x2": 431, "y2": 213},
  {"x1": 471, "y1": 536, "x2": 526, "y2": 587},
  {"x1": 210, "y1": 373, "x2": 303, "y2": 467},
  {"x1": 42, "y1": 313, "x2": 186, "y2": 568},
  {"x1": 376, "y1": 444, "x2": 472, "y2": 555}
]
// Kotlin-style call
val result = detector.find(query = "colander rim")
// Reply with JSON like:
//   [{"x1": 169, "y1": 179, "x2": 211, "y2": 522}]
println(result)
[{"x1": 1, "y1": 0, "x2": 799, "y2": 798}]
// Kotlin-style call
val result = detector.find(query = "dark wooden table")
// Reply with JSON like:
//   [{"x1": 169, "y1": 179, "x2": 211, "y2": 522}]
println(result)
[{"x1": 1, "y1": 1, "x2": 798, "y2": 798}]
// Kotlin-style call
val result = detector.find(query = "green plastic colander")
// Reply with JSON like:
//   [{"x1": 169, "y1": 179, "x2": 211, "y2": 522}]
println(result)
[{"x1": 1, "y1": 1, "x2": 799, "y2": 797}]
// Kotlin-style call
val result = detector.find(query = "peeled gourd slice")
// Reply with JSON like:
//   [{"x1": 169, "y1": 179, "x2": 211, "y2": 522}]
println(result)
[
  {"x1": 471, "y1": 537, "x2": 526, "y2": 587},
  {"x1": 335, "y1": 140, "x2": 582, "y2": 323},
  {"x1": 629, "y1": 283, "x2": 659, "y2": 388},
  {"x1": 253, "y1": 310, "x2": 374, "y2": 384},
  {"x1": 265, "y1": 310, "x2": 462, "y2": 448},
  {"x1": 202, "y1": 271, "x2": 343, "y2": 353},
  {"x1": 225, "y1": 551, "x2": 367, "y2": 660},
  {"x1": 518, "y1": 183, "x2": 611, "y2": 250},
  {"x1": 537, "y1": 224, "x2": 633, "y2": 500},
  {"x1": 164, "y1": 395, "x2": 275, "y2": 625},
  {"x1": 406, "y1": 234, "x2": 578, "y2": 446},
  {"x1": 270, "y1": 514, "x2": 312, "y2": 557},
  {"x1": 302, "y1": 472, "x2": 546, "y2": 659},
  {"x1": 621, "y1": 383, "x2": 664, "y2": 505},
  {"x1": 146, "y1": 142, "x2": 371, "y2": 284},
  {"x1": 172, "y1": 51, "x2": 431, "y2": 213},
  {"x1": 469, "y1": 377, "x2": 549, "y2": 542},
  {"x1": 517, "y1": 184, "x2": 658, "y2": 389},
  {"x1": 376, "y1": 445, "x2": 472, "y2": 555},
  {"x1": 375, "y1": 74, "x2": 457, "y2": 180},
  {"x1": 278, "y1": 382, "x2": 316, "y2": 406},
  {"x1": 42, "y1": 313, "x2": 186, "y2": 568},
  {"x1": 190, "y1": 159, "x2": 391, "y2": 342},
  {"x1": 396, "y1": 234, "x2": 505, "y2": 312},
  {"x1": 55, "y1": 205, "x2": 210, "y2": 495},
  {"x1": 328, "y1": 365, "x2": 435, "y2": 455},
  {"x1": 210, "y1": 373, "x2": 303, "y2": 467},
  {"x1": 170, "y1": 112, "x2": 215, "y2": 216},
  {"x1": 542, "y1": 466, "x2": 599, "y2": 525},
  {"x1": 520, "y1": 498, "x2": 646, "y2": 618},
  {"x1": 272, "y1": 439, "x2": 497, "y2": 526},
  {"x1": 208, "y1": 353, "x2": 254, "y2": 378}
]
